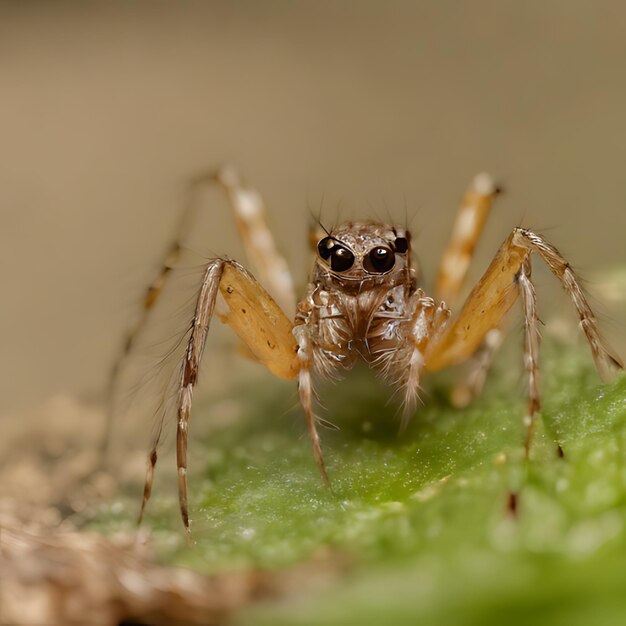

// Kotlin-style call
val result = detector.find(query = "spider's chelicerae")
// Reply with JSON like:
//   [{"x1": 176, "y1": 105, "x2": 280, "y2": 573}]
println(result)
[{"x1": 117, "y1": 168, "x2": 622, "y2": 535}]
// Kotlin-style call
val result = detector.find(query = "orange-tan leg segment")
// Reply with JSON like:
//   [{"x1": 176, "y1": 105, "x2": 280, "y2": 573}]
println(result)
[
  {"x1": 138, "y1": 259, "x2": 299, "y2": 535},
  {"x1": 426, "y1": 230, "x2": 526, "y2": 370},
  {"x1": 434, "y1": 173, "x2": 501, "y2": 306},
  {"x1": 426, "y1": 227, "x2": 622, "y2": 452}
]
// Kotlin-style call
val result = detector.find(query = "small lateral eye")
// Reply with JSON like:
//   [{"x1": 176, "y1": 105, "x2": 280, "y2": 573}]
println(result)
[
  {"x1": 364, "y1": 246, "x2": 395, "y2": 273},
  {"x1": 394, "y1": 237, "x2": 409, "y2": 253},
  {"x1": 317, "y1": 237, "x2": 355, "y2": 272},
  {"x1": 317, "y1": 237, "x2": 333, "y2": 260}
]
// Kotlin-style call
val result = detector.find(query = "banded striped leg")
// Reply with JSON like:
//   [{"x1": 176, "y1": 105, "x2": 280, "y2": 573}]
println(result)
[
  {"x1": 434, "y1": 173, "x2": 501, "y2": 306},
  {"x1": 102, "y1": 191, "x2": 198, "y2": 463},
  {"x1": 138, "y1": 260, "x2": 299, "y2": 536},
  {"x1": 426, "y1": 228, "x2": 622, "y2": 455},
  {"x1": 434, "y1": 174, "x2": 502, "y2": 406},
  {"x1": 215, "y1": 166, "x2": 296, "y2": 317},
  {"x1": 105, "y1": 168, "x2": 294, "y2": 461},
  {"x1": 517, "y1": 259, "x2": 541, "y2": 455}
]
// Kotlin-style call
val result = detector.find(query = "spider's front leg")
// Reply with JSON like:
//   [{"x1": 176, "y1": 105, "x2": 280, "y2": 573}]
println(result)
[
  {"x1": 139, "y1": 259, "x2": 299, "y2": 536},
  {"x1": 426, "y1": 228, "x2": 622, "y2": 456}
]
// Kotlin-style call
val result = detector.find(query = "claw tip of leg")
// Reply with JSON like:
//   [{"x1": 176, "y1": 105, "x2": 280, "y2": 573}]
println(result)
[{"x1": 507, "y1": 491, "x2": 518, "y2": 517}]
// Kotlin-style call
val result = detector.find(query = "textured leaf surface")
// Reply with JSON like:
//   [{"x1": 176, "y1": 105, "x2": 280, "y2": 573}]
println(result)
[{"x1": 91, "y1": 336, "x2": 626, "y2": 625}]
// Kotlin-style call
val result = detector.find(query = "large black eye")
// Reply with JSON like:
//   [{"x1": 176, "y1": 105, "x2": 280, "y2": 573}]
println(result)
[
  {"x1": 364, "y1": 246, "x2": 395, "y2": 273},
  {"x1": 317, "y1": 237, "x2": 355, "y2": 272},
  {"x1": 330, "y1": 246, "x2": 355, "y2": 272}
]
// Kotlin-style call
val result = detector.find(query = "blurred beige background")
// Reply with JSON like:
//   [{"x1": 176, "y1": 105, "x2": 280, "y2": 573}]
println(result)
[{"x1": 1, "y1": 1, "x2": 625, "y2": 415}]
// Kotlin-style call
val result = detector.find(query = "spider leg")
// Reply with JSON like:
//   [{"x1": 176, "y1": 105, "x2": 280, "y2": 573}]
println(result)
[
  {"x1": 292, "y1": 326, "x2": 330, "y2": 488},
  {"x1": 106, "y1": 168, "x2": 293, "y2": 462},
  {"x1": 399, "y1": 296, "x2": 451, "y2": 430},
  {"x1": 518, "y1": 259, "x2": 541, "y2": 455},
  {"x1": 300, "y1": 366, "x2": 330, "y2": 488},
  {"x1": 433, "y1": 173, "x2": 502, "y2": 407},
  {"x1": 426, "y1": 230, "x2": 527, "y2": 371},
  {"x1": 366, "y1": 288, "x2": 450, "y2": 430},
  {"x1": 450, "y1": 327, "x2": 504, "y2": 408},
  {"x1": 138, "y1": 259, "x2": 299, "y2": 536},
  {"x1": 426, "y1": 228, "x2": 622, "y2": 454},
  {"x1": 102, "y1": 194, "x2": 196, "y2": 463},
  {"x1": 434, "y1": 173, "x2": 501, "y2": 306},
  {"x1": 512, "y1": 228, "x2": 622, "y2": 380},
  {"x1": 215, "y1": 166, "x2": 297, "y2": 317}
]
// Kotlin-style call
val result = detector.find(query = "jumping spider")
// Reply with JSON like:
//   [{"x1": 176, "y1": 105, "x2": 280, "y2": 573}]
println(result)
[{"x1": 110, "y1": 167, "x2": 622, "y2": 536}]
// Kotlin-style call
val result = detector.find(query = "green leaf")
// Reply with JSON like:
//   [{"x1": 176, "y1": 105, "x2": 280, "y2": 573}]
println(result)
[{"x1": 92, "y1": 294, "x2": 626, "y2": 626}]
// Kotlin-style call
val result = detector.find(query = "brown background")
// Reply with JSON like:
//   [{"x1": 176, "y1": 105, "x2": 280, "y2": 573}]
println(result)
[{"x1": 1, "y1": 1, "x2": 625, "y2": 415}]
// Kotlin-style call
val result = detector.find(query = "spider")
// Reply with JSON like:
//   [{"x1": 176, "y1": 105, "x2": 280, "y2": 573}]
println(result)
[{"x1": 113, "y1": 167, "x2": 622, "y2": 536}]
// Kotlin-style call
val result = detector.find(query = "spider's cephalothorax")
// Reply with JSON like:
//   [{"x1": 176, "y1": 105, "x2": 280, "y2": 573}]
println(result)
[
  {"x1": 114, "y1": 168, "x2": 622, "y2": 535},
  {"x1": 294, "y1": 222, "x2": 448, "y2": 413}
]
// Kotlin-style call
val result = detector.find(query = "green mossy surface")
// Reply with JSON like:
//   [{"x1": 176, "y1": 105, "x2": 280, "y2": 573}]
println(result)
[{"x1": 92, "y1": 336, "x2": 626, "y2": 626}]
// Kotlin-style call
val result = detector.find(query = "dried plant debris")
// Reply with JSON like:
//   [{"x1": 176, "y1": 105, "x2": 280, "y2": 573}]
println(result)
[
  {"x1": 0, "y1": 523, "x2": 346, "y2": 626},
  {"x1": 0, "y1": 394, "x2": 345, "y2": 625},
  {"x1": 0, "y1": 524, "x2": 267, "y2": 626}
]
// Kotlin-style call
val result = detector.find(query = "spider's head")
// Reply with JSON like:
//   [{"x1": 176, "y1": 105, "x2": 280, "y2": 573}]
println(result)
[{"x1": 314, "y1": 221, "x2": 412, "y2": 283}]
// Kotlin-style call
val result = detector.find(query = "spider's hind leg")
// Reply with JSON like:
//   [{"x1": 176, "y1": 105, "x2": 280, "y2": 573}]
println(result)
[
  {"x1": 450, "y1": 327, "x2": 504, "y2": 408},
  {"x1": 435, "y1": 173, "x2": 501, "y2": 306}
]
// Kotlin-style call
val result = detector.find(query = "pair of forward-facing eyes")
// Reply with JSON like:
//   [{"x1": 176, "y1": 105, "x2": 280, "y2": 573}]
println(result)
[{"x1": 317, "y1": 236, "x2": 409, "y2": 274}]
